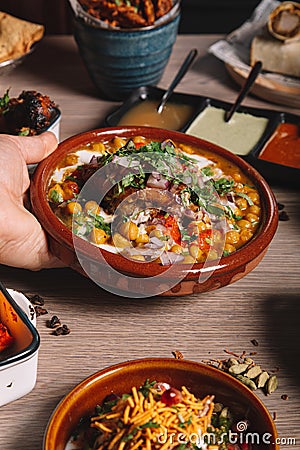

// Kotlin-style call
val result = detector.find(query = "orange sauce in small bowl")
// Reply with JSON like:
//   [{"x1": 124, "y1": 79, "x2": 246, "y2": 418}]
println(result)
[
  {"x1": 259, "y1": 122, "x2": 300, "y2": 169},
  {"x1": 117, "y1": 100, "x2": 195, "y2": 131}
]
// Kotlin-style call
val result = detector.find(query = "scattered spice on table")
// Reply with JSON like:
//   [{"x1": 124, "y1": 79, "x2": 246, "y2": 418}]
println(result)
[
  {"x1": 172, "y1": 350, "x2": 184, "y2": 359},
  {"x1": 52, "y1": 324, "x2": 71, "y2": 336},
  {"x1": 34, "y1": 306, "x2": 48, "y2": 317},
  {"x1": 279, "y1": 210, "x2": 290, "y2": 221},
  {"x1": 46, "y1": 315, "x2": 61, "y2": 329},
  {"x1": 250, "y1": 338, "x2": 259, "y2": 346},
  {"x1": 27, "y1": 293, "x2": 70, "y2": 336},
  {"x1": 277, "y1": 202, "x2": 285, "y2": 211},
  {"x1": 203, "y1": 349, "x2": 279, "y2": 395},
  {"x1": 27, "y1": 294, "x2": 45, "y2": 306},
  {"x1": 281, "y1": 394, "x2": 289, "y2": 400}
]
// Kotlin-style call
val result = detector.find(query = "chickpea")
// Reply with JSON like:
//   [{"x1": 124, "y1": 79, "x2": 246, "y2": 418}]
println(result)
[
  {"x1": 188, "y1": 221, "x2": 206, "y2": 235},
  {"x1": 237, "y1": 219, "x2": 251, "y2": 229},
  {"x1": 212, "y1": 229, "x2": 223, "y2": 244},
  {"x1": 171, "y1": 244, "x2": 183, "y2": 254},
  {"x1": 226, "y1": 230, "x2": 240, "y2": 245},
  {"x1": 232, "y1": 173, "x2": 242, "y2": 182},
  {"x1": 113, "y1": 233, "x2": 131, "y2": 249},
  {"x1": 135, "y1": 233, "x2": 149, "y2": 244},
  {"x1": 90, "y1": 227, "x2": 109, "y2": 245},
  {"x1": 119, "y1": 221, "x2": 139, "y2": 241},
  {"x1": 234, "y1": 207, "x2": 243, "y2": 218},
  {"x1": 248, "y1": 205, "x2": 261, "y2": 215},
  {"x1": 239, "y1": 229, "x2": 254, "y2": 243},
  {"x1": 63, "y1": 153, "x2": 78, "y2": 167},
  {"x1": 132, "y1": 136, "x2": 147, "y2": 146},
  {"x1": 146, "y1": 225, "x2": 156, "y2": 234},
  {"x1": 84, "y1": 200, "x2": 101, "y2": 215},
  {"x1": 178, "y1": 143, "x2": 194, "y2": 154},
  {"x1": 234, "y1": 183, "x2": 244, "y2": 193},
  {"x1": 149, "y1": 229, "x2": 163, "y2": 239},
  {"x1": 248, "y1": 191, "x2": 260, "y2": 205},
  {"x1": 245, "y1": 213, "x2": 259, "y2": 224},
  {"x1": 236, "y1": 197, "x2": 248, "y2": 210},
  {"x1": 207, "y1": 249, "x2": 219, "y2": 260},
  {"x1": 130, "y1": 255, "x2": 145, "y2": 262},
  {"x1": 48, "y1": 183, "x2": 64, "y2": 203},
  {"x1": 112, "y1": 137, "x2": 126, "y2": 150},
  {"x1": 189, "y1": 244, "x2": 203, "y2": 260},
  {"x1": 92, "y1": 142, "x2": 105, "y2": 153},
  {"x1": 224, "y1": 243, "x2": 236, "y2": 254},
  {"x1": 183, "y1": 255, "x2": 196, "y2": 264},
  {"x1": 66, "y1": 201, "x2": 82, "y2": 215}
]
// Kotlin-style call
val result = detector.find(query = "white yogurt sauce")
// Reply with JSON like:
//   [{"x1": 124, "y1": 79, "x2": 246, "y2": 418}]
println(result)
[{"x1": 186, "y1": 106, "x2": 269, "y2": 155}]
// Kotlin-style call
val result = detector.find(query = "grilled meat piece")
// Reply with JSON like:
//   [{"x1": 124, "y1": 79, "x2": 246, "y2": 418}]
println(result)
[{"x1": 3, "y1": 90, "x2": 57, "y2": 135}]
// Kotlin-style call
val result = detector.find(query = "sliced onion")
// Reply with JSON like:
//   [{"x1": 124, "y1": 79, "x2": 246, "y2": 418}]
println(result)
[
  {"x1": 160, "y1": 251, "x2": 184, "y2": 265},
  {"x1": 146, "y1": 173, "x2": 170, "y2": 189}
]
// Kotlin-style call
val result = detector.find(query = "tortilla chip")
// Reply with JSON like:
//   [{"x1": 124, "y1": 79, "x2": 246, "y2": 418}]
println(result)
[{"x1": 0, "y1": 12, "x2": 44, "y2": 63}]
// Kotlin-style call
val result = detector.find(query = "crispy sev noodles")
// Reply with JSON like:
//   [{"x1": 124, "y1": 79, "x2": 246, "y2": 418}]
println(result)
[{"x1": 89, "y1": 383, "x2": 215, "y2": 449}]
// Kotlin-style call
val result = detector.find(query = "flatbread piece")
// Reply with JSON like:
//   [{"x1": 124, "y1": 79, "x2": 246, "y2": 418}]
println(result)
[{"x1": 0, "y1": 11, "x2": 44, "y2": 63}]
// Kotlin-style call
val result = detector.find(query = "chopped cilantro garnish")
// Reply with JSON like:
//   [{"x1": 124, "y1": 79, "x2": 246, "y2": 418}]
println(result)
[
  {"x1": 87, "y1": 211, "x2": 111, "y2": 235},
  {"x1": 138, "y1": 379, "x2": 156, "y2": 398},
  {"x1": 0, "y1": 88, "x2": 10, "y2": 113},
  {"x1": 49, "y1": 189, "x2": 63, "y2": 204},
  {"x1": 201, "y1": 166, "x2": 214, "y2": 177},
  {"x1": 235, "y1": 192, "x2": 254, "y2": 206},
  {"x1": 212, "y1": 178, "x2": 234, "y2": 195}
]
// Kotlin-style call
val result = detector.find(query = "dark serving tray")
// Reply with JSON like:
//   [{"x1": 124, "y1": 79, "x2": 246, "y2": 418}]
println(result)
[{"x1": 105, "y1": 86, "x2": 299, "y2": 187}]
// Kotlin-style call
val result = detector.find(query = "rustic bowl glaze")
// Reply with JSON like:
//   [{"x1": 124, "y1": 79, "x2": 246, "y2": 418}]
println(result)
[
  {"x1": 43, "y1": 357, "x2": 279, "y2": 450},
  {"x1": 30, "y1": 126, "x2": 278, "y2": 297}
]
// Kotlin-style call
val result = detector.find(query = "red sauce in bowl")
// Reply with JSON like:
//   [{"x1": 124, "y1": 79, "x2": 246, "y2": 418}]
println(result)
[{"x1": 259, "y1": 123, "x2": 300, "y2": 169}]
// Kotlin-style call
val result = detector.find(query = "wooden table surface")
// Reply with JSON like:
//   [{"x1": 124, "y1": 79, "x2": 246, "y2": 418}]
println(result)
[{"x1": 0, "y1": 35, "x2": 299, "y2": 449}]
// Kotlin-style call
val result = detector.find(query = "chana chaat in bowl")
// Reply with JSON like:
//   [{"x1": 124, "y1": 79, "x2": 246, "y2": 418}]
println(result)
[
  {"x1": 66, "y1": 379, "x2": 252, "y2": 450},
  {"x1": 47, "y1": 134, "x2": 262, "y2": 266}
]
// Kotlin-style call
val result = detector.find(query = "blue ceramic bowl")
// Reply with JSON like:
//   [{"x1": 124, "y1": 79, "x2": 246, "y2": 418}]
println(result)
[{"x1": 73, "y1": 9, "x2": 181, "y2": 101}]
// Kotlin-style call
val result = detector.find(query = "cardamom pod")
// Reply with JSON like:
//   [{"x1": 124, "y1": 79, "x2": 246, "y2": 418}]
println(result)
[
  {"x1": 228, "y1": 363, "x2": 249, "y2": 375},
  {"x1": 236, "y1": 374, "x2": 257, "y2": 390},
  {"x1": 257, "y1": 371, "x2": 270, "y2": 388},
  {"x1": 266, "y1": 375, "x2": 278, "y2": 395},
  {"x1": 245, "y1": 365, "x2": 262, "y2": 379},
  {"x1": 227, "y1": 358, "x2": 239, "y2": 367},
  {"x1": 244, "y1": 357, "x2": 254, "y2": 365}
]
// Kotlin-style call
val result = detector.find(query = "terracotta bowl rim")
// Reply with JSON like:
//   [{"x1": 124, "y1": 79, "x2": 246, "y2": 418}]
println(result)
[
  {"x1": 43, "y1": 357, "x2": 279, "y2": 449},
  {"x1": 30, "y1": 126, "x2": 278, "y2": 281}
]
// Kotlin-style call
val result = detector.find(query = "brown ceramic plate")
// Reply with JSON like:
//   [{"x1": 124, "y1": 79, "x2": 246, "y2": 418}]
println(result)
[
  {"x1": 43, "y1": 357, "x2": 279, "y2": 450},
  {"x1": 30, "y1": 126, "x2": 278, "y2": 297}
]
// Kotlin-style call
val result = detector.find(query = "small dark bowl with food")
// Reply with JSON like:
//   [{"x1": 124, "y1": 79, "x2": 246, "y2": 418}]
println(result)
[
  {"x1": 43, "y1": 357, "x2": 279, "y2": 450},
  {"x1": 30, "y1": 126, "x2": 278, "y2": 297}
]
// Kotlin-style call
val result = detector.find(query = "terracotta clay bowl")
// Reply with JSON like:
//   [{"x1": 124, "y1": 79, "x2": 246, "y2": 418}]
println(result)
[
  {"x1": 30, "y1": 126, "x2": 278, "y2": 297},
  {"x1": 43, "y1": 357, "x2": 279, "y2": 450}
]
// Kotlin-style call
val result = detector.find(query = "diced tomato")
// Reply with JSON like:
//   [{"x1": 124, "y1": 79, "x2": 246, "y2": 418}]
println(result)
[
  {"x1": 164, "y1": 215, "x2": 181, "y2": 244},
  {"x1": 134, "y1": 142, "x2": 145, "y2": 149},
  {"x1": 0, "y1": 322, "x2": 14, "y2": 352},
  {"x1": 197, "y1": 229, "x2": 212, "y2": 252}
]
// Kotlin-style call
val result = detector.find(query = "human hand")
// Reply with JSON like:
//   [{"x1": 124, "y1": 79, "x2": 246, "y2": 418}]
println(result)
[{"x1": 0, "y1": 132, "x2": 65, "y2": 270}]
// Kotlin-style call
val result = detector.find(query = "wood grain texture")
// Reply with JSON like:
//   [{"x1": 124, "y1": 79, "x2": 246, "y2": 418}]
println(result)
[{"x1": 0, "y1": 36, "x2": 299, "y2": 449}]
